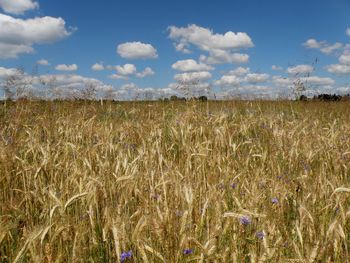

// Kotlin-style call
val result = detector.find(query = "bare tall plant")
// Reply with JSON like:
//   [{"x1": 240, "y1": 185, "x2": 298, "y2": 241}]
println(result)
[
  {"x1": 81, "y1": 82, "x2": 97, "y2": 100},
  {"x1": 1, "y1": 67, "x2": 29, "y2": 100},
  {"x1": 290, "y1": 58, "x2": 318, "y2": 100}
]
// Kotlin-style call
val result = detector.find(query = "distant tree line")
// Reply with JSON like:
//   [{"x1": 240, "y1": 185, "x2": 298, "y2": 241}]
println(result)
[
  {"x1": 299, "y1": 94, "x2": 350, "y2": 102},
  {"x1": 164, "y1": 95, "x2": 208, "y2": 102}
]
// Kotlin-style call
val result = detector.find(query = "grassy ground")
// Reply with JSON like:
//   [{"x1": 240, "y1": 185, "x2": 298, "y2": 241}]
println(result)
[{"x1": 0, "y1": 100, "x2": 350, "y2": 262}]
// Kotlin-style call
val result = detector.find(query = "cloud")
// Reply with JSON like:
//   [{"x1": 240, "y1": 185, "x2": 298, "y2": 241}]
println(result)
[
  {"x1": 272, "y1": 65, "x2": 283, "y2": 71},
  {"x1": 109, "y1": 64, "x2": 136, "y2": 80},
  {"x1": 199, "y1": 51, "x2": 249, "y2": 64},
  {"x1": 117, "y1": 41, "x2": 158, "y2": 59},
  {"x1": 174, "y1": 71, "x2": 212, "y2": 83},
  {"x1": 174, "y1": 43, "x2": 191, "y2": 54},
  {"x1": 272, "y1": 76, "x2": 294, "y2": 87},
  {"x1": 91, "y1": 63, "x2": 104, "y2": 71},
  {"x1": 336, "y1": 85, "x2": 350, "y2": 94},
  {"x1": 0, "y1": 0, "x2": 38, "y2": 15},
  {"x1": 303, "y1": 39, "x2": 321, "y2": 49},
  {"x1": 136, "y1": 67, "x2": 155, "y2": 78},
  {"x1": 55, "y1": 64, "x2": 78, "y2": 71},
  {"x1": 214, "y1": 75, "x2": 241, "y2": 87},
  {"x1": 115, "y1": 64, "x2": 137, "y2": 76},
  {"x1": 301, "y1": 76, "x2": 335, "y2": 86},
  {"x1": 272, "y1": 75, "x2": 335, "y2": 87},
  {"x1": 169, "y1": 24, "x2": 253, "y2": 65},
  {"x1": 346, "y1": 28, "x2": 350, "y2": 37},
  {"x1": 0, "y1": 13, "x2": 73, "y2": 59},
  {"x1": 326, "y1": 64, "x2": 350, "y2": 75},
  {"x1": 169, "y1": 24, "x2": 254, "y2": 51},
  {"x1": 0, "y1": 43, "x2": 33, "y2": 58},
  {"x1": 228, "y1": 67, "x2": 250, "y2": 76},
  {"x1": 0, "y1": 66, "x2": 18, "y2": 78},
  {"x1": 303, "y1": 39, "x2": 343, "y2": 54},
  {"x1": 108, "y1": 64, "x2": 154, "y2": 79},
  {"x1": 172, "y1": 59, "x2": 213, "y2": 72},
  {"x1": 286, "y1": 64, "x2": 314, "y2": 75},
  {"x1": 121, "y1": 83, "x2": 138, "y2": 90},
  {"x1": 339, "y1": 52, "x2": 350, "y2": 65},
  {"x1": 109, "y1": 74, "x2": 127, "y2": 80},
  {"x1": 37, "y1": 59, "x2": 49, "y2": 66},
  {"x1": 214, "y1": 71, "x2": 269, "y2": 87},
  {"x1": 245, "y1": 73, "x2": 269, "y2": 83}
]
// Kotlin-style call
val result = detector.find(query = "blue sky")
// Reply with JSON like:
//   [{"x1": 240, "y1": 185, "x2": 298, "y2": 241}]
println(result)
[{"x1": 0, "y1": 0, "x2": 350, "y2": 99}]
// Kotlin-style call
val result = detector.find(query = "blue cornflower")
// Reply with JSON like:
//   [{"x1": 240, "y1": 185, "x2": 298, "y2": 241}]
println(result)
[
  {"x1": 256, "y1": 231, "x2": 265, "y2": 240},
  {"x1": 239, "y1": 215, "x2": 251, "y2": 226},
  {"x1": 271, "y1": 197, "x2": 279, "y2": 204},
  {"x1": 120, "y1": 251, "x2": 132, "y2": 262},
  {"x1": 183, "y1": 248, "x2": 193, "y2": 255}
]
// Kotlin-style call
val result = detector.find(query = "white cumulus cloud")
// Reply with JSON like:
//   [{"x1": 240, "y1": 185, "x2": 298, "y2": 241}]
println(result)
[
  {"x1": 168, "y1": 24, "x2": 254, "y2": 51},
  {"x1": 55, "y1": 64, "x2": 78, "y2": 71},
  {"x1": 286, "y1": 64, "x2": 314, "y2": 75},
  {"x1": 136, "y1": 67, "x2": 155, "y2": 78},
  {"x1": 199, "y1": 50, "x2": 249, "y2": 65},
  {"x1": 117, "y1": 42, "x2": 158, "y2": 59},
  {"x1": 172, "y1": 59, "x2": 213, "y2": 72},
  {"x1": 0, "y1": 66, "x2": 18, "y2": 78},
  {"x1": 303, "y1": 39, "x2": 343, "y2": 54},
  {"x1": 301, "y1": 76, "x2": 335, "y2": 86},
  {"x1": 0, "y1": 0, "x2": 38, "y2": 15},
  {"x1": 325, "y1": 50, "x2": 350, "y2": 75},
  {"x1": 346, "y1": 28, "x2": 350, "y2": 37},
  {"x1": 214, "y1": 75, "x2": 241, "y2": 87},
  {"x1": 339, "y1": 52, "x2": 350, "y2": 65},
  {"x1": 169, "y1": 24, "x2": 253, "y2": 65},
  {"x1": 0, "y1": 13, "x2": 73, "y2": 59},
  {"x1": 327, "y1": 64, "x2": 350, "y2": 75},
  {"x1": 115, "y1": 64, "x2": 137, "y2": 75},
  {"x1": 108, "y1": 64, "x2": 154, "y2": 79},
  {"x1": 174, "y1": 71, "x2": 212, "y2": 83},
  {"x1": 228, "y1": 67, "x2": 250, "y2": 76},
  {"x1": 245, "y1": 73, "x2": 269, "y2": 83},
  {"x1": 37, "y1": 59, "x2": 49, "y2": 65},
  {"x1": 91, "y1": 63, "x2": 104, "y2": 71}
]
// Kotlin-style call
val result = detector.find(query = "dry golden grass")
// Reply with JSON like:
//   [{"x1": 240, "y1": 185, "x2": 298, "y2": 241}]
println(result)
[{"x1": 0, "y1": 100, "x2": 350, "y2": 262}]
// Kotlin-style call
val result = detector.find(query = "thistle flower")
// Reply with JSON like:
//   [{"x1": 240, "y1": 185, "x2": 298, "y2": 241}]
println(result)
[
  {"x1": 239, "y1": 215, "x2": 251, "y2": 226},
  {"x1": 183, "y1": 248, "x2": 193, "y2": 255},
  {"x1": 230, "y1": 183, "x2": 237, "y2": 189},
  {"x1": 121, "y1": 251, "x2": 132, "y2": 262},
  {"x1": 271, "y1": 197, "x2": 279, "y2": 204},
  {"x1": 256, "y1": 231, "x2": 265, "y2": 240}
]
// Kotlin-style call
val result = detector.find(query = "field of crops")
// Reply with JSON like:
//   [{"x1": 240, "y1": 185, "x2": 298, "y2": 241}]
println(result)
[{"x1": 1, "y1": 100, "x2": 350, "y2": 262}]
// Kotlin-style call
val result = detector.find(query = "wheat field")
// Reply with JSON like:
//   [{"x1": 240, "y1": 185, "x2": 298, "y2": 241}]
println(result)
[{"x1": 1, "y1": 100, "x2": 350, "y2": 262}]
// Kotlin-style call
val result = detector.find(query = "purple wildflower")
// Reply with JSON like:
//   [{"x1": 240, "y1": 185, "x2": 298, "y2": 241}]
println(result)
[
  {"x1": 271, "y1": 197, "x2": 279, "y2": 204},
  {"x1": 120, "y1": 251, "x2": 132, "y2": 262},
  {"x1": 256, "y1": 231, "x2": 265, "y2": 240},
  {"x1": 230, "y1": 183, "x2": 237, "y2": 189},
  {"x1": 239, "y1": 215, "x2": 251, "y2": 226},
  {"x1": 183, "y1": 248, "x2": 193, "y2": 255}
]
